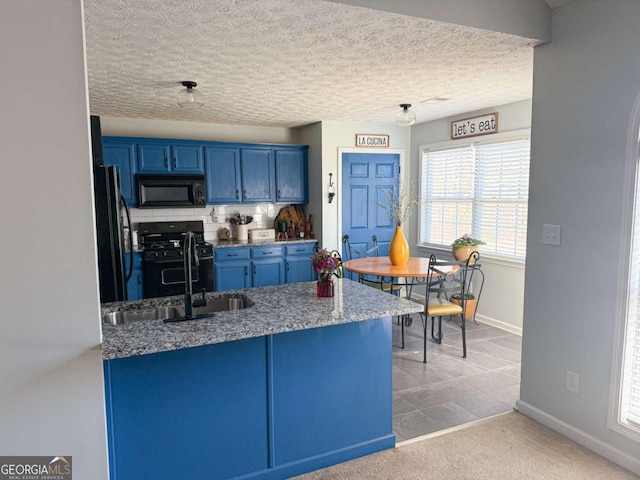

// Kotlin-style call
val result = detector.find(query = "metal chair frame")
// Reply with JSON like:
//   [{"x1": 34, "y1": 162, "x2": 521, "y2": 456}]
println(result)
[
  {"x1": 401, "y1": 252, "x2": 479, "y2": 363},
  {"x1": 341, "y1": 235, "x2": 402, "y2": 295}
]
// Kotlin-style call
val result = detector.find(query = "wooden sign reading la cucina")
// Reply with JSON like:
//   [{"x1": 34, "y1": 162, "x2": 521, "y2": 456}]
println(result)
[
  {"x1": 451, "y1": 113, "x2": 499, "y2": 140},
  {"x1": 356, "y1": 134, "x2": 390, "y2": 148}
]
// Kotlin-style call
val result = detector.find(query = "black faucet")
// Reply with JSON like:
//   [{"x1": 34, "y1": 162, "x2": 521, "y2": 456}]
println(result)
[{"x1": 183, "y1": 231, "x2": 206, "y2": 319}]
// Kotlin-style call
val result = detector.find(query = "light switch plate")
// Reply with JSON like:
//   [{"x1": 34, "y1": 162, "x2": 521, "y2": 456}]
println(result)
[{"x1": 542, "y1": 224, "x2": 561, "y2": 246}]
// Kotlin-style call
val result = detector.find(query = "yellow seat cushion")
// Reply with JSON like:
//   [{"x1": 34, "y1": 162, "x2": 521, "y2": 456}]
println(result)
[
  {"x1": 362, "y1": 280, "x2": 402, "y2": 293},
  {"x1": 425, "y1": 297, "x2": 463, "y2": 317}
]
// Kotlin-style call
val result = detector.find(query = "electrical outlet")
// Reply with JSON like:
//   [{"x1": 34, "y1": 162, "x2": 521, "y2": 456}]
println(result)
[
  {"x1": 566, "y1": 370, "x2": 579, "y2": 394},
  {"x1": 542, "y1": 224, "x2": 562, "y2": 246}
]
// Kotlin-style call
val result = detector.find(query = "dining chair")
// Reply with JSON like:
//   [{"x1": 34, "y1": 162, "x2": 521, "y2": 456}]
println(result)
[
  {"x1": 402, "y1": 252, "x2": 477, "y2": 363},
  {"x1": 342, "y1": 234, "x2": 401, "y2": 295}
]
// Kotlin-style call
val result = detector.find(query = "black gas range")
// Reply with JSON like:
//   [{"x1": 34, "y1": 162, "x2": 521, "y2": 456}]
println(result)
[{"x1": 138, "y1": 221, "x2": 214, "y2": 298}]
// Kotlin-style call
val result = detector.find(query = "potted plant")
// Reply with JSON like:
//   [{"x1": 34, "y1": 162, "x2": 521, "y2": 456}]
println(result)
[
  {"x1": 311, "y1": 249, "x2": 343, "y2": 297},
  {"x1": 451, "y1": 234, "x2": 485, "y2": 265},
  {"x1": 450, "y1": 292, "x2": 478, "y2": 321}
]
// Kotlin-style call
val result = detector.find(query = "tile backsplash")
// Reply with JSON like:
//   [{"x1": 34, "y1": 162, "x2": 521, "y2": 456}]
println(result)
[{"x1": 129, "y1": 203, "x2": 290, "y2": 246}]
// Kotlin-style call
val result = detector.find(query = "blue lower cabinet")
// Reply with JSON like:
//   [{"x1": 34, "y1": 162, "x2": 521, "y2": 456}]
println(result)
[
  {"x1": 103, "y1": 337, "x2": 269, "y2": 480},
  {"x1": 214, "y1": 248, "x2": 251, "y2": 292},
  {"x1": 214, "y1": 262, "x2": 250, "y2": 291},
  {"x1": 103, "y1": 317, "x2": 394, "y2": 480},
  {"x1": 125, "y1": 253, "x2": 143, "y2": 301},
  {"x1": 285, "y1": 244, "x2": 316, "y2": 283},
  {"x1": 251, "y1": 246, "x2": 284, "y2": 287},
  {"x1": 252, "y1": 259, "x2": 285, "y2": 287}
]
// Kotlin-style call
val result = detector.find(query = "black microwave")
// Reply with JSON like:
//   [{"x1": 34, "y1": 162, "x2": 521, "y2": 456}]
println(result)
[{"x1": 136, "y1": 174, "x2": 207, "y2": 208}]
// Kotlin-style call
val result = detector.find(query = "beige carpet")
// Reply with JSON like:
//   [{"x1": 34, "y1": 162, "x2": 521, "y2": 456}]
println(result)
[{"x1": 293, "y1": 412, "x2": 638, "y2": 480}]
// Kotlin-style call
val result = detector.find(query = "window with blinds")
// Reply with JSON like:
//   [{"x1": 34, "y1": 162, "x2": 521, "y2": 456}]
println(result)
[
  {"x1": 622, "y1": 185, "x2": 640, "y2": 429},
  {"x1": 420, "y1": 137, "x2": 530, "y2": 260}
]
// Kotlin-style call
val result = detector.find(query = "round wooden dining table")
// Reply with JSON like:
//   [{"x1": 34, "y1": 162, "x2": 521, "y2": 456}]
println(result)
[{"x1": 343, "y1": 256, "x2": 436, "y2": 279}]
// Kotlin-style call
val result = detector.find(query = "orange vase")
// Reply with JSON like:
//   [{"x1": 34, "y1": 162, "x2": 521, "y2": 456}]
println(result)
[{"x1": 389, "y1": 225, "x2": 409, "y2": 266}]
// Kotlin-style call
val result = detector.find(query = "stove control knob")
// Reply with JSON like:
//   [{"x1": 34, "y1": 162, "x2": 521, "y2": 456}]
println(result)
[
  {"x1": 162, "y1": 251, "x2": 168, "y2": 257},
  {"x1": 178, "y1": 250, "x2": 183, "y2": 256}
]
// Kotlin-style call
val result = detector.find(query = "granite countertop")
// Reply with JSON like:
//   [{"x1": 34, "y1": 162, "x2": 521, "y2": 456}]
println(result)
[
  {"x1": 209, "y1": 238, "x2": 318, "y2": 248},
  {"x1": 101, "y1": 279, "x2": 422, "y2": 361}
]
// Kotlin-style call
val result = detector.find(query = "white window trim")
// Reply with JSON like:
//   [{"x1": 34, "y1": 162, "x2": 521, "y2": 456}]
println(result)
[
  {"x1": 416, "y1": 243, "x2": 526, "y2": 269},
  {"x1": 417, "y1": 128, "x2": 531, "y2": 263},
  {"x1": 608, "y1": 91, "x2": 640, "y2": 443}
]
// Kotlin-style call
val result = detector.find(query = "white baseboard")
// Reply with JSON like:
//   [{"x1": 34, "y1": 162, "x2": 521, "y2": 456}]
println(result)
[
  {"x1": 515, "y1": 400, "x2": 640, "y2": 475},
  {"x1": 406, "y1": 291, "x2": 522, "y2": 336},
  {"x1": 475, "y1": 313, "x2": 522, "y2": 336}
]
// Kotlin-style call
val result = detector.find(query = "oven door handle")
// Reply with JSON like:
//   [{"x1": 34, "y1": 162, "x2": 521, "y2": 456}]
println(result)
[{"x1": 145, "y1": 255, "x2": 213, "y2": 265}]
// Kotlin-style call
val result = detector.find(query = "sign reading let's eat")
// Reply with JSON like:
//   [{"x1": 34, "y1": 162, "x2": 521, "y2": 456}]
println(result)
[
  {"x1": 356, "y1": 134, "x2": 389, "y2": 148},
  {"x1": 451, "y1": 113, "x2": 499, "y2": 140}
]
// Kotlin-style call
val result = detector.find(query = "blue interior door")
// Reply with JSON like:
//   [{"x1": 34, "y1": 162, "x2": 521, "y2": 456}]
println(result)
[{"x1": 342, "y1": 153, "x2": 399, "y2": 261}]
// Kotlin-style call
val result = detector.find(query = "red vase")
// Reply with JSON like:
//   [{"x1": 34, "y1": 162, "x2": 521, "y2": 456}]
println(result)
[{"x1": 317, "y1": 279, "x2": 334, "y2": 297}]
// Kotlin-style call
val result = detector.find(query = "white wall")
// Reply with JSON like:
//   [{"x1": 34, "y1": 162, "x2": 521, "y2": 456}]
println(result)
[
  {"x1": 0, "y1": 1, "x2": 108, "y2": 478},
  {"x1": 318, "y1": 121, "x2": 412, "y2": 251},
  {"x1": 101, "y1": 116, "x2": 294, "y2": 144},
  {"x1": 295, "y1": 122, "x2": 323, "y2": 241},
  {"x1": 410, "y1": 100, "x2": 532, "y2": 333},
  {"x1": 519, "y1": 0, "x2": 640, "y2": 472}
]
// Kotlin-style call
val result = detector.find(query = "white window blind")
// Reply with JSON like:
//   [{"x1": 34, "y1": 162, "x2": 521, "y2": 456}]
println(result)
[
  {"x1": 420, "y1": 138, "x2": 530, "y2": 260},
  {"x1": 623, "y1": 186, "x2": 640, "y2": 426}
]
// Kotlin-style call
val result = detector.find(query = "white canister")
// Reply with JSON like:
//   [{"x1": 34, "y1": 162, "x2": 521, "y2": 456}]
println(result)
[{"x1": 236, "y1": 224, "x2": 248, "y2": 240}]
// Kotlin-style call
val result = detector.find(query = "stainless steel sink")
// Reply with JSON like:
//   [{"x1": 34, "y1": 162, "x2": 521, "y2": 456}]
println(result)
[
  {"x1": 170, "y1": 295, "x2": 253, "y2": 321},
  {"x1": 102, "y1": 306, "x2": 182, "y2": 325},
  {"x1": 103, "y1": 294, "x2": 253, "y2": 325}
]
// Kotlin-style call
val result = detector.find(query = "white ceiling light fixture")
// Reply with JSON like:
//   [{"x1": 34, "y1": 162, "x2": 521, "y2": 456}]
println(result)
[
  {"x1": 395, "y1": 103, "x2": 416, "y2": 126},
  {"x1": 176, "y1": 81, "x2": 203, "y2": 108}
]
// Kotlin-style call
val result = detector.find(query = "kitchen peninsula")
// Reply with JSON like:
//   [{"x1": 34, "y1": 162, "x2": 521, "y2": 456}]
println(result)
[{"x1": 102, "y1": 279, "x2": 422, "y2": 480}]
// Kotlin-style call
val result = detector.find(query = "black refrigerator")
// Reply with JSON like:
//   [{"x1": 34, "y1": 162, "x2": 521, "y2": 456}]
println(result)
[
  {"x1": 92, "y1": 117, "x2": 133, "y2": 302},
  {"x1": 94, "y1": 165, "x2": 133, "y2": 303}
]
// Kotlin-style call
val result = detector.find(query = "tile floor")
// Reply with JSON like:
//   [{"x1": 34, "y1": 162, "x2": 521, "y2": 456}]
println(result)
[{"x1": 391, "y1": 314, "x2": 522, "y2": 442}]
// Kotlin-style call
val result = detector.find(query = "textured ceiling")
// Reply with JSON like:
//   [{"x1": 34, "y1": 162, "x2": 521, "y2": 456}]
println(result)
[{"x1": 83, "y1": 0, "x2": 537, "y2": 127}]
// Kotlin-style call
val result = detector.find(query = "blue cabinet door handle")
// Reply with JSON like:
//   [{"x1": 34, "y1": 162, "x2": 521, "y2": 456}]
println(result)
[
  {"x1": 164, "y1": 155, "x2": 168, "y2": 168},
  {"x1": 228, "y1": 253, "x2": 238, "y2": 257},
  {"x1": 173, "y1": 157, "x2": 177, "y2": 169}
]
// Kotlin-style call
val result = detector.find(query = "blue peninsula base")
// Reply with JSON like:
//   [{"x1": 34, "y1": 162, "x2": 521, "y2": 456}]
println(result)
[{"x1": 103, "y1": 317, "x2": 394, "y2": 480}]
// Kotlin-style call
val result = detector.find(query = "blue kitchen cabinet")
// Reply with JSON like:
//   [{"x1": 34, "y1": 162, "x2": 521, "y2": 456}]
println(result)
[
  {"x1": 103, "y1": 317, "x2": 394, "y2": 480},
  {"x1": 103, "y1": 336, "x2": 270, "y2": 480},
  {"x1": 126, "y1": 252, "x2": 143, "y2": 301},
  {"x1": 103, "y1": 138, "x2": 136, "y2": 206},
  {"x1": 285, "y1": 243, "x2": 316, "y2": 283},
  {"x1": 275, "y1": 148, "x2": 308, "y2": 204},
  {"x1": 214, "y1": 248, "x2": 251, "y2": 292},
  {"x1": 251, "y1": 246, "x2": 285, "y2": 287},
  {"x1": 137, "y1": 140, "x2": 204, "y2": 174},
  {"x1": 240, "y1": 148, "x2": 275, "y2": 203},
  {"x1": 204, "y1": 146, "x2": 242, "y2": 204}
]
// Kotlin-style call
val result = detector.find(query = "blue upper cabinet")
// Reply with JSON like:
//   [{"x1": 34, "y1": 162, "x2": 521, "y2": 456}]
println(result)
[
  {"x1": 137, "y1": 140, "x2": 204, "y2": 174},
  {"x1": 103, "y1": 138, "x2": 137, "y2": 206},
  {"x1": 173, "y1": 144, "x2": 204, "y2": 173},
  {"x1": 104, "y1": 137, "x2": 307, "y2": 206},
  {"x1": 204, "y1": 146, "x2": 242, "y2": 204},
  {"x1": 241, "y1": 148, "x2": 275, "y2": 203},
  {"x1": 136, "y1": 143, "x2": 171, "y2": 173},
  {"x1": 275, "y1": 148, "x2": 308, "y2": 204}
]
